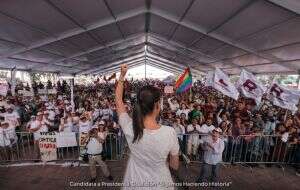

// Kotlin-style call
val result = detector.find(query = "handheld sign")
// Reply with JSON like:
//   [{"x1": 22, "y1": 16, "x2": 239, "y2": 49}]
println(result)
[
  {"x1": 164, "y1": 86, "x2": 174, "y2": 94},
  {"x1": 39, "y1": 132, "x2": 57, "y2": 162}
]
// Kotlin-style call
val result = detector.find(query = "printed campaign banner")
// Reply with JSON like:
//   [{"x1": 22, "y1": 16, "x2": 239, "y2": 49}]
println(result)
[
  {"x1": 236, "y1": 69, "x2": 266, "y2": 104},
  {"x1": 56, "y1": 132, "x2": 77, "y2": 148},
  {"x1": 39, "y1": 132, "x2": 57, "y2": 162}
]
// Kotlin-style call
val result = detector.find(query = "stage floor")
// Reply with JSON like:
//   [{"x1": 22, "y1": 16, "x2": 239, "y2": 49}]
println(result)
[{"x1": 0, "y1": 161, "x2": 299, "y2": 190}]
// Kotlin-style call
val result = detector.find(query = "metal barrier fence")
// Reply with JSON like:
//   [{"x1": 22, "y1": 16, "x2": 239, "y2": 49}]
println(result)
[
  {"x1": 0, "y1": 131, "x2": 126, "y2": 164},
  {"x1": 177, "y1": 134, "x2": 299, "y2": 165},
  {"x1": 0, "y1": 131, "x2": 299, "y2": 165}
]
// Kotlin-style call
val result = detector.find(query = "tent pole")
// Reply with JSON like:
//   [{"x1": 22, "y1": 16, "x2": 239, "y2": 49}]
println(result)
[
  {"x1": 145, "y1": 60, "x2": 146, "y2": 79},
  {"x1": 10, "y1": 67, "x2": 16, "y2": 96},
  {"x1": 70, "y1": 78, "x2": 75, "y2": 112}
]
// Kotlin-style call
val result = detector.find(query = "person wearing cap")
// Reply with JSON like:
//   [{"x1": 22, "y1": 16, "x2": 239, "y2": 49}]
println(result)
[
  {"x1": 97, "y1": 121, "x2": 108, "y2": 139},
  {"x1": 86, "y1": 127, "x2": 113, "y2": 182},
  {"x1": 197, "y1": 128, "x2": 224, "y2": 183}
]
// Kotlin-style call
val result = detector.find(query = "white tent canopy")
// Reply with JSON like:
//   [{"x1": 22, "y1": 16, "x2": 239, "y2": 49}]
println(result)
[{"x1": 0, "y1": 0, "x2": 299, "y2": 76}]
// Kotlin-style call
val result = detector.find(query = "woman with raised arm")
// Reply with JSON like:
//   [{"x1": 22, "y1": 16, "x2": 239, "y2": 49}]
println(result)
[{"x1": 116, "y1": 64, "x2": 180, "y2": 190}]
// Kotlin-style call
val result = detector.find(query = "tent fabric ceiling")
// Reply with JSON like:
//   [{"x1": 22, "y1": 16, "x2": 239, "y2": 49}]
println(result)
[{"x1": 0, "y1": 0, "x2": 299, "y2": 76}]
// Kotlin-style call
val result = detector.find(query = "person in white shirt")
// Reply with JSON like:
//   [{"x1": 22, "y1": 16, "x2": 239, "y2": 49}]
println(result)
[
  {"x1": 59, "y1": 112, "x2": 73, "y2": 132},
  {"x1": 167, "y1": 97, "x2": 179, "y2": 111},
  {"x1": 1, "y1": 105, "x2": 20, "y2": 145},
  {"x1": 86, "y1": 127, "x2": 113, "y2": 182},
  {"x1": 176, "y1": 103, "x2": 190, "y2": 120},
  {"x1": 46, "y1": 106, "x2": 56, "y2": 129},
  {"x1": 197, "y1": 128, "x2": 225, "y2": 183},
  {"x1": 186, "y1": 118, "x2": 201, "y2": 159},
  {"x1": 199, "y1": 118, "x2": 215, "y2": 134},
  {"x1": 79, "y1": 115, "x2": 92, "y2": 133},
  {"x1": 173, "y1": 117, "x2": 185, "y2": 140},
  {"x1": 2, "y1": 105, "x2": 20, "y2": 129},
  {"x1": 116, "y1": 64, "x2": 179, "y2": 190},
  {"x1": 27, "y1": 112, "x2": 46, "y2": 160},
  {"x1": 71, "y1": 111, "x2": 80, "y2": 132},
  {"x1": 0, "y1": 121, "x2": 13, "y2": 160},
  {"x1": 100, "y1": 103, "x2": 113, "y2": 121}
]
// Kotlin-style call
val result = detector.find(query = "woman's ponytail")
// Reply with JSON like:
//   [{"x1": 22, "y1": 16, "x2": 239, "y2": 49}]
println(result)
[
  {"x1": 131, "y1": 85, "x2": 161, "y2": 143},
  {"x1": 132, "y1": 103, "x2": 145, "y2": 143}
]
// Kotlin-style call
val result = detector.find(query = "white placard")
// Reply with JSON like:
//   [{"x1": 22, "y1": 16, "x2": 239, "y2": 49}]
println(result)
[
  {"x1": 48, "y1": 89, "x2": 57, "y2": 94},
  {"x1": 38, "y1": 89, "x2": 47, "y2": 94},
  {"x1": 56, "y1": 132, "x2": 77, "y2": 148},
  {"x1": 164, "y1": 86, "x2": 174, "y2": 94},
  {"x1": 18, "y1": 90, "x2": 34, "y2": 97}
]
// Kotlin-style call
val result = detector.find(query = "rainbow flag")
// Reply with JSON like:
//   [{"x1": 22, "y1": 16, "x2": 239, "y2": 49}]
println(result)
[{"x1": 175, "y1": 68, "x2": 192, "y2": 93}]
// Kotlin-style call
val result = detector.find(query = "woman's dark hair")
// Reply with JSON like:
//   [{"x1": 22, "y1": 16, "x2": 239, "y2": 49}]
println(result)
[{"x1": 132, "y1": 85, "x2": 161, "y2": 143}]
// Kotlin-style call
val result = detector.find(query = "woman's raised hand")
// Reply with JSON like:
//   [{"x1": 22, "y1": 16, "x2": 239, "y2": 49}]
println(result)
[{"x1": 120, "y1": 64, "x2": 128, "y2": 78}]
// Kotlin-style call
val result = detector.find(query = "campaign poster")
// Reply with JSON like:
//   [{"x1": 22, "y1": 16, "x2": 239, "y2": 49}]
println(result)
[{"x1": 39, "y1": 132, "x2": 57, "y2": 162}]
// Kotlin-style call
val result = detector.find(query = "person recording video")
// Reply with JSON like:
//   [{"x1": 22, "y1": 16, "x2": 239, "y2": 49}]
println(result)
[{"x1": 86, "y1": 127, "x2": 113, "y2": 182}]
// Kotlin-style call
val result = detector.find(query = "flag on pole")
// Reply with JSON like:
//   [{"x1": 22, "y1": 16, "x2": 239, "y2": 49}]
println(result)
[
  {"x1": 236, "y1": 69, "x2": 266, "y2": 104},
  {"x1": 175, "y1": 68, "x2": 192, "y2": 93},
  {"x1": 266, "y1": 82, "x2": 300, "y2": 112},
  {"x1": 205, "y1": 68, "x2": 239, "y2": 100}
]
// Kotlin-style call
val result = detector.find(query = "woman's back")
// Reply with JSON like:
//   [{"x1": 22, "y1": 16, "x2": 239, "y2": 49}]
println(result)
[
  {"x1": 115, "y1": 65, "x2": 179, "y2": 189},
  {"x1": 119, "y1": 113, "x2": 179, "y2": 189}
]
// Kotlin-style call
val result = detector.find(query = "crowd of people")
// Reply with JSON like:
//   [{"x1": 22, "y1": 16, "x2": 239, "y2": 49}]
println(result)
[{"x1": 0, "y1": 74, "x2": 299, "y2": 180}]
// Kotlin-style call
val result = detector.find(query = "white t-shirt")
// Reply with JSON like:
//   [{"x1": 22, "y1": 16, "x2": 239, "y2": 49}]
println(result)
[
  {"x1": 0, "y1": 127, "x2": 11, "y2": 146},
  {"x1": 119, "y1": 112, "x2": 179, "y2": 190},
  {"x1": 173, "y1": 124, "x2": 185, "y2": 141},
  {"x1": 29, "y1": 120, "x2": 45, "y2": 140},
  {"x1": 79, "y1": 121, "x2": 91, "y2": 133},
  {"x1": 199, "y1": 124, "x2": 215, "y2": 134},
  {"x1": 202, "y1": 136, "x2": 225, "y2": 165},
  {"x1": 1, "y1": 112, "x2": 20, "y2": 128},
  {"x1": 72, "y1": 116, "x2": 80, "y2": 132},
  {"x1": 176, "y1": 109, "x2": 190, "y2": 120},
  {"x1": 59, "y1": 118, "x2": 73, "y2": 133},
  {"x1": 167, "y1": 98, "x2": 179, "y2": 111},
  {"x1": 0, "y1": 126, "x2": 17, "y2": 146},
  {"x1": 187, "y1": 124, "x2": 201, "y2": 144},
  {"x1": 199, "y1": 124, "x2": 215, "y2": 142},
  {"x1": 86, "y1": 138, "x2": 103, "y2": 155}
]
